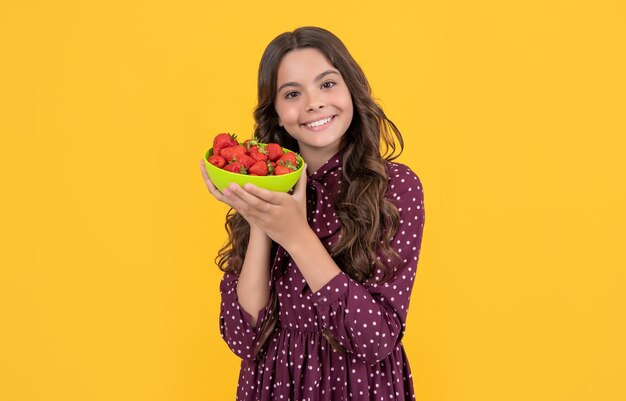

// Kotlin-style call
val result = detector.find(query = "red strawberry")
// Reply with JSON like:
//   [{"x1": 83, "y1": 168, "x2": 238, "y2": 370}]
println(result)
[
  {"x1": 223, "y1": 161, "x2": 247, "y2": 174},
  {"x1": 249, "y1": 146, "x2": 268, "y2": 162},
  {"x1": 248, "y1": 160, "x2": 269, "y2": 176},
  {"x1": 277, "y1": 152, "x2": 297, "y2": 167},
  {"x1": 220, "y1": 145, "x2": 248, "y2": 162},
  {"x1": 243, "y1": 137, "x2": 259, "y2": 151},
  {"x1": 265, "y1": 143, "x2": 283, "y2": 162},
  {"x1": 213, "y1": 133, "x2": 238, "y2": 157},
  {"x1": 208, "y1": 154, "x2": 226, "y2": 168},
  {"x1": 279, "y1": 159, "x2": 297, "y2": 171},
  {"x1": 233, "y1": 153, "x2": 256, "y2": 169},
  {"x1": 274, "y1": 164, "x2": 295, "y2": 175}
]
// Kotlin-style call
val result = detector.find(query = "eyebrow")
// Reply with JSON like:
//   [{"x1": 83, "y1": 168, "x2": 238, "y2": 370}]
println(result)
[{"x1": 277, "y1": 70, "x2": 341, "y2": 93}]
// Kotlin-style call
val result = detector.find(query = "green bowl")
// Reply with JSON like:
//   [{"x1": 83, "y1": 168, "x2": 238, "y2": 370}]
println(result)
[{"x1": 204, "y1": 147, "x2": 304, "y2": 192}]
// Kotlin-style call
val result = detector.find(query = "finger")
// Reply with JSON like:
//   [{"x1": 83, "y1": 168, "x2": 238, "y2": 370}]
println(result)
[
  {"x1": 200, "y1": 163, "x2": 221, "y2": 196},
  {"x1": 199, "y1": 161, "x2": 221, "y2": 191},
  {"x1": 228, "y1": 183, "x2": 272, "y2": 213},
  {"x1": 222, "y1": 184, "x2": 252, "y2": 211},
  {"x1": 199, "y1": 159, "x2": 209, "y2": 179},
  {"x1": 241, "y1": 183, "x2": 282, "y2": 205},
  {"x1": 200, "y1": 160, "x2": 234, "y2": 206},
  {"x1": 223, "y1": 197, "x2": 251, "y2": 222},
  {"x1": 292, "y1": 163, "x2": 308, "y2": 199}
]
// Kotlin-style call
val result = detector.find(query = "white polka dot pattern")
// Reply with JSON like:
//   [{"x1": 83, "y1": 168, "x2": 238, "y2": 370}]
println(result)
[{"x1": 217, "y1": 152, "x2": 425, "y2": 401}]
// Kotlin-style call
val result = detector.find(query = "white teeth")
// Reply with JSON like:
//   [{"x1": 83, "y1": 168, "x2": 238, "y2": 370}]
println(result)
[{"x1": 305, "y1": 117, "x2": 332, "y2": 127}]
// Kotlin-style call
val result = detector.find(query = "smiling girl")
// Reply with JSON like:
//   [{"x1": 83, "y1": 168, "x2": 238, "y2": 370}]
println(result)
[{"x1": 200, "y1": 26, "x2": 426, "y2": 401}]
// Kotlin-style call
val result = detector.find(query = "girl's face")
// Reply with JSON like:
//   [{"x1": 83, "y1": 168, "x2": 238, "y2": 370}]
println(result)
[{"x1": 274, "y1": 48, "x2": 354, "y2": 159}]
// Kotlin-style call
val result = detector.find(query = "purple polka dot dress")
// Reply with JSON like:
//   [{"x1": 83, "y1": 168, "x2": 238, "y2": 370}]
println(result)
[{"x1": 219, "y1": 150, "x2": 426, "y2": 400}]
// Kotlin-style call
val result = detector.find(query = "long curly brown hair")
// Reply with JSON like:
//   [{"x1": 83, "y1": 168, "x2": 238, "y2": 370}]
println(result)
[{"x1": 215, "y1": 26, "x2": 406, "y2": 361}]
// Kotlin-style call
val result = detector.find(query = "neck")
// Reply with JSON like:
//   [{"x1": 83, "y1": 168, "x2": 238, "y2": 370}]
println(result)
[{"x1": 299, "y1": 146, "x2": 339, "y2": 176}]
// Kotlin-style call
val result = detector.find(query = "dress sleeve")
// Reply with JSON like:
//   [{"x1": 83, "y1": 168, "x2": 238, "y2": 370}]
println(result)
[
  {"x1": 219, "y1": 269, "x2": 271, "y2": 362},
  {"x1": 307, "y1": 164, "x2": 425, "y2": 365}
]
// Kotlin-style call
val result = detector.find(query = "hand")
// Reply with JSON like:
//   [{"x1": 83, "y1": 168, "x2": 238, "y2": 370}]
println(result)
[
  {"x1": 199, "y1": 159, "x2": 235, "y2": 207},
  {"x1": 200, "y1": 160, "x2": 265, "y2": 231},
  {"x1": 219, "y1": 163, "x2": 311, "y2": 249}
]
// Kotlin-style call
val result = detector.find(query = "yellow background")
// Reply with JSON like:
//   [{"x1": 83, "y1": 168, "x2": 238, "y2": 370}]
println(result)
[{"x1": 1, "y1": 0, "x2": 624, "y2": 400}]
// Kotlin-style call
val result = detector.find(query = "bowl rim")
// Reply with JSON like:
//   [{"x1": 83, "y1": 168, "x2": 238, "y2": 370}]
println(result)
[{"x1": 204, "y1": 147, "x2": 304, "y2": 178}]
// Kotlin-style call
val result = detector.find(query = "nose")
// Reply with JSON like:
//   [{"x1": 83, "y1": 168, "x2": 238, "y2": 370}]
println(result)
[{"x1": 306, "y1": 95, "x2": 325, "y2": 112}]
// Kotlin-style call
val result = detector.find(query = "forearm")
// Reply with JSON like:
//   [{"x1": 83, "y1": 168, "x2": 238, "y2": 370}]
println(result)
[
  {"x1": 285, "y1": 227, "x2": 342, "y2": 294},
  {"x1": 306, "y1": 272, "x2": 408, "y2": 364},
  {"x1": 236, "y1": 225, "x2": 272, "y2": 327}
]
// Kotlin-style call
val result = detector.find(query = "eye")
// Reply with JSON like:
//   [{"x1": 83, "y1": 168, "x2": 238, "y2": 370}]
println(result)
[{"x1": 283, "y1": 81, "x2": 336, "y2": 100}]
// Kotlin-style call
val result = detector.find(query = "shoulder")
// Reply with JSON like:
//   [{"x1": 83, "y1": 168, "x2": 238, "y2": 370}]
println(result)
[{"x1": 384, "y1": 161, "x2": 424, "y2": 200}]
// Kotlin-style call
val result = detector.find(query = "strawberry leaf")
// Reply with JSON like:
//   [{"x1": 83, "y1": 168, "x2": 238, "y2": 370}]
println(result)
[
  {"x1": 284, "y1": 160, "x2": 297, "y2": 171},
  {"x1": 244, "y1": 137, "x2": 258, "y2": 150}
]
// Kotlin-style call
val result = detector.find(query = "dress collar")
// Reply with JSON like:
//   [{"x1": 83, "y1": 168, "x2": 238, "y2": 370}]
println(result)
[{"x1": 306, "y1": 151, "x2": 343, "y2": 184}]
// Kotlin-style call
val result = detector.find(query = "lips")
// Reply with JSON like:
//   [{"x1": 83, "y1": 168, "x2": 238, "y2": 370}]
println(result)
[
  {"x1": 300, "y1": 115, "x2": 336, "y2": 132},
  {"x1": 301, "y1": 115, "x2": 336, "y2": 126}
]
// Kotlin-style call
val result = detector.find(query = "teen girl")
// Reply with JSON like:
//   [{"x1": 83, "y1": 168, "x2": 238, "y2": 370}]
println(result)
[{"x1": 200, "y1": 26, "x2": 425, "y2": 401}]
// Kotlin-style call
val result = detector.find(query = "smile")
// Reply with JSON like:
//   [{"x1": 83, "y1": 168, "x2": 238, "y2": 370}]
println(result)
[{"x1": 301, "y1": 115, "x2": 336, "y2": 131}]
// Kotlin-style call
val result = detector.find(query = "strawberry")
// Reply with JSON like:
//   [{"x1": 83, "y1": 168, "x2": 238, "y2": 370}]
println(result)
[
  {"x1": 243, "y1": 137, "x2": 259, "y2": 151},
  {"x1": 274, "y1": 164, "x2": 296, "y2": 175},
  {"x1": 265, "y1": 143, "x2": 284, "y2": 162},
  {"x1": 223, "y1": 161, "x2": 247, "y2": 174},
  {"x1": 277, "y1": 152, "x2": 297, "y2": 167},
  {"x1": 220, "y1": 145, "x2": 248, "y2": 162},
  {"x1": 208, "y1": 154, "x2": 226, "y2": 168},
  {"x1": 249, "y1": 146, "x2": 268, "y2": 162},
  {"x1": 248, "y1": 160, "x2": 269, "y2": 176},
  {"x1": 213, "y1": 133, "x2": 238, "y2": 157},
  {"x1": 233, "y1": 153, "x2": 256, "y2": 169}
]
